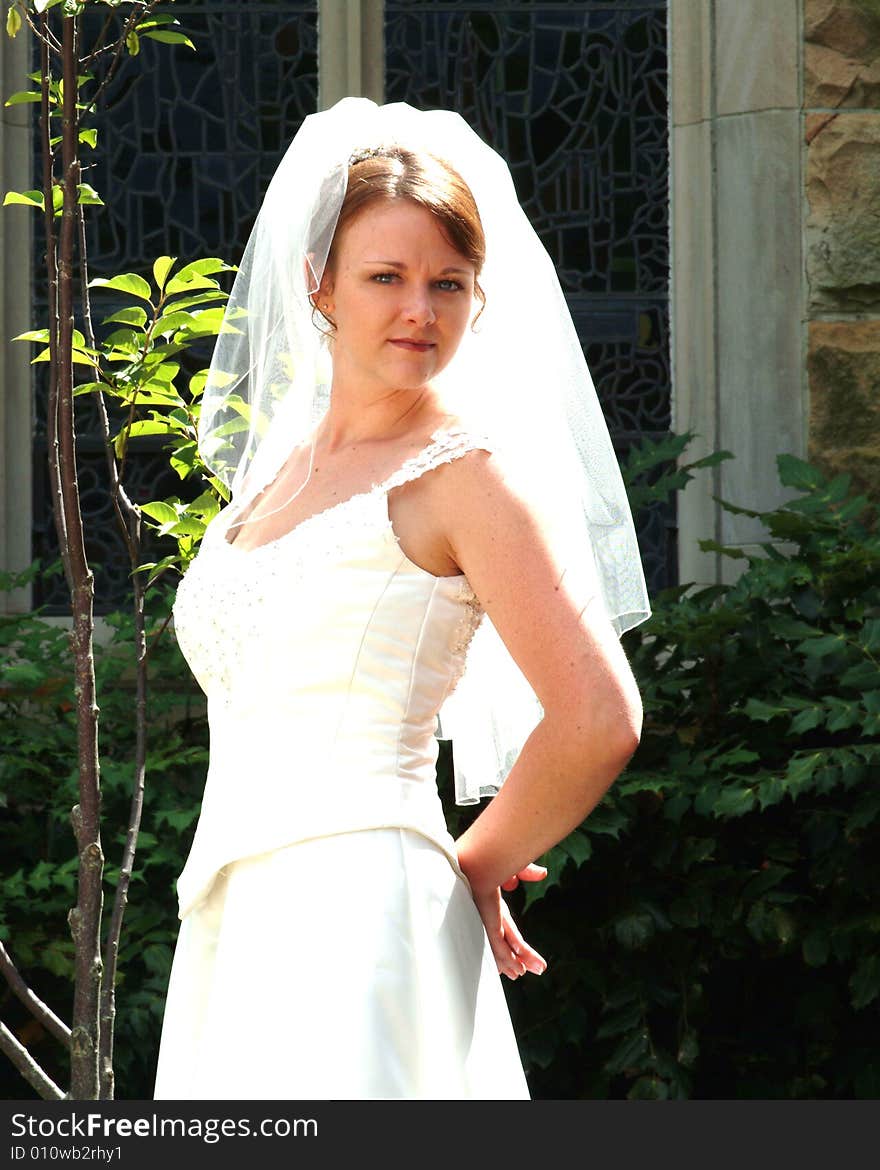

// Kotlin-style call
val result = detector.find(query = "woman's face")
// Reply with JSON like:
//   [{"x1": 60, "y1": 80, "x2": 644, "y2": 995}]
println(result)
[{"x1": 317, "y1": 198, "x2": 477, "y2": 394}]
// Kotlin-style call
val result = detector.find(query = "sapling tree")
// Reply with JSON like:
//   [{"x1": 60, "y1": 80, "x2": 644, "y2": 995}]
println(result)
[{"x1": 1, "y1": 0, "x2": 234, "y2": 1099}]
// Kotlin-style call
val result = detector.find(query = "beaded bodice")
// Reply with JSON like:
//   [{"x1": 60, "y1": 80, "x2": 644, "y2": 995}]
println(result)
[{"x1": 170, "y1": 428, "x2": 491, "y2": 918}]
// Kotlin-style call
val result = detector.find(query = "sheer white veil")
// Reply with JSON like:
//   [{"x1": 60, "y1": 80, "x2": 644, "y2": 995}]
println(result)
[{"x1": 198, "y1": 97, "x2": 650, "y2": 804}]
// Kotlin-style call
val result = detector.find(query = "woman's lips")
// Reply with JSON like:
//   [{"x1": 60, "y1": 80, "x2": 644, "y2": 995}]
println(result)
[{"x1": 389, "y1": 339, "x2": 435, "y2": 352}]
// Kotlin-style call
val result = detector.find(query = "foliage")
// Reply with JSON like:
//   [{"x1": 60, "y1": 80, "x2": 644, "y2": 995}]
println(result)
[
  {"x1": 503, "y1": 450, "x2": 880, "y2": 1099},
  {"x1": 0, "y1": 562, "x2": 207, "y2": 1099},
  {"x1": 5, "y1": 442, "x2": 879, "y2": 1098}
]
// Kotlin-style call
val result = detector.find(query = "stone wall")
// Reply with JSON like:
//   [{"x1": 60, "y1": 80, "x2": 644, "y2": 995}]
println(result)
[
  {"x1": 804, "y1": 0, "x2": 880, "y2": 494},
  {"x1": 669, "y1": 0, "x2": 805, "y2": 586}
]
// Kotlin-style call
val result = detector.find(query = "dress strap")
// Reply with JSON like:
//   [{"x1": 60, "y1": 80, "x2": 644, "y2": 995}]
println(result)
[{"x1": 381, "y1": 427, "x2": 496, "y2": 494}]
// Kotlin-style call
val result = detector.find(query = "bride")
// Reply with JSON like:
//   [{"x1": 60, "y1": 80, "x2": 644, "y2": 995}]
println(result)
[{"x1": 153, "y1": 99, "x2": 649, "y2": 1100}]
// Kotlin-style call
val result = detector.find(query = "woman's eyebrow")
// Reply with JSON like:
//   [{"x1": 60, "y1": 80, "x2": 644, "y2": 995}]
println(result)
[{"x1": 364, "y1": 259, "x2": 471, "y2": 275}]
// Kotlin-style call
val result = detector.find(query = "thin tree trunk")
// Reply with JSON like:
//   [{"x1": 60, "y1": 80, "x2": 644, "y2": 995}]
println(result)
[
  {"x1": 75, "y1": 83, "x2": 149, "y2": 1110},
  {"x1": 39, "y1": 20, "x2": 69, "y2": 594},
  {"x1": 57, "y1": 13, "x2": 104, "y2": 1102}
]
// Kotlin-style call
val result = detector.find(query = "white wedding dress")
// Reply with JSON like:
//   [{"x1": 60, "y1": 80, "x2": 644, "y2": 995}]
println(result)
[{"x1": 152, "y1": 428, "x2": 530, "y2": 1100}]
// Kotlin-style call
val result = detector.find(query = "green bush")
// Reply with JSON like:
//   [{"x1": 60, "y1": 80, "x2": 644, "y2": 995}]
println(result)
[
  {"x1": 2, "y1": 447, "x2": 878, "y2": 1099},
  {"x1": 507, "y1": 453, "x2": 880, "y2": 1098},
  {"x1": 0, "y1": 565, "x2": 206, "y2": 1099}
]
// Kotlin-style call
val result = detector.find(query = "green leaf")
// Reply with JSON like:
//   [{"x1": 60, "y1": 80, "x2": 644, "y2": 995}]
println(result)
[
  {"x1": 743, "y1": 698, "x2": 788, "y2": 723},
  {"x1": 125, "y1": 419, "x2": 174, "y2": 440},
  {"x1": 165, "y1": 257, "x2": 233, "y2": 292},
  {"x1": 4, "y1": 91, "x2": 42, "y2": 107},
  {"x1": 77, "y1": 183, "x2": 103, "y2": 206},
  {"x1": 802, "y1": 929, "x2": 830, "y2": 967},
  {"x1": 629, "y1": 1076, "x2": 669, "y2": 1100},
  {"x1": 680, "y1": 836, "x2": 716, "y2": 870},
  {"x1": 135, "y1": 14, "x2": 180, "y2": 32},
  {"x1": 798, "y1": 633, "x2": 848, "y2": 659},
  {"x1": 677, "y1": 1031, "x2": 699, "y2": 1068},
  {"x1": 152, "y1": 310, "x2": 196, "y2": 337},
  {"x1": 153, "y1": 256, "x2": 177, "y2": 294},
  {"x1": 141, "y1": 30, "x2": 196, "y2": 50},
  {"x1": 604, "y1": 1028, "x2": 649, "y2": 1076},
  {"x1": 139, "y1": 501, "x2": 179, "y2": 525},
  {"x1": 89, "y1": 273, "x2": 153, "y2": 302},
  {"x1": 73, "y1": 381, "x2": 111, "y2": 398},
  {"x1": 777, "y1": 454, "x2": 824, "y2": 492},
  {"x1": 790, "y1": 706, "x2": 823, "y2": 734},
  {"x1": 169, "y1": 441, "x2": 198, "y2": 478},
  {"x1": 613, "y1": 910, "x2": 655, "y2": 950},
  {"x1": 3, "y1": 189, "x2": 44, "y2": 210},
  {"x1": 559, "y1": 829, "x2": 592, "y2": 868},
  {"x1": 596, "y1": 1002, "x2": 642, "y2": 1040},
  {"x1": 102, "y1": 307, "x2": 148, "y2": 329},
  {"x1": 79, "y1": 128, "x2": 97, "y2": 149},
  {"x1": 126, "y1": 30, "x2": 140, "y2": 56},
  {"x1": 6, "y1": 6, "x2": 22, "y2": 37},
  {"x1": 166, "y1": 518, "x2": 208, "y2": 538},
  {"x1": 584, "y1": 801, "x2": 628, "y2": 840},
  {"x1": 756, "y1": 775, "x2": 785, "y2": 810},
  {"x1": 713, "y1": 786, "x2": 756, "y2": 818},
  {"x1": 850, "y1": 954, "x2": 880, "y2": 1011},
  {"x1": 859, "y1": 619, "x2": 880, "y2": 655},
  {"x1": 840, "y1": 662, "x2": 880, "y2": 690}
]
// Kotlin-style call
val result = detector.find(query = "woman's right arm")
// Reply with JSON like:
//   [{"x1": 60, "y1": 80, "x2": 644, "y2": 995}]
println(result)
[{"x1": 427, "y1": 447, "x2": 643, "y2": 975}]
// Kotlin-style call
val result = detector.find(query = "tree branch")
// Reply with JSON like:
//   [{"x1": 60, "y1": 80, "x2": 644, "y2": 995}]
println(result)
[
  {"x1": 40, "y1": 22, "x2": 71, "y2": 594},
  {"x1": 18, "y1": 3, "x2": 62, "y2": 54},
  {"x1": 0, "y1": 1021, "x2": 67, "y2": 1101},
  {"x1": 99, "y1": 554, "x2": 147, "y2": 1099},
  {"x1": 80, "y1": 1, "x2": 163, "y2": 119},
  {"x1": 0, "y1": 940, "x2": 71, "y2": 1051}
]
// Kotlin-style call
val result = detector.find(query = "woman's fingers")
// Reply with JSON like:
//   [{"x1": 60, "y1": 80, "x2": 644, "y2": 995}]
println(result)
[
  {"x1": 503, "y1": 911, "x2": 547, "y2": 977},
  {"x1": 470, "y1": 885, "x2": 548, "y2": 980},
  {"x1": 495, "y1": 901, "x2": 547, "y2": 980},
  {"x1": 500, "y1": 862, "x2": 548, "y2": 893}
]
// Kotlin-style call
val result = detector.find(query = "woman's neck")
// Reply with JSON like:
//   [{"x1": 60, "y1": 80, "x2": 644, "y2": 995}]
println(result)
[{"x1": 317, "y1": 378, "x2": 439, "y2": 453}]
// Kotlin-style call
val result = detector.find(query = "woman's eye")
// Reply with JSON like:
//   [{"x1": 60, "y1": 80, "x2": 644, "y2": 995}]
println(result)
[
  {"x1": 437, "y1": 279, "x2": 464, "y2": 292},
  {"x1": 371, "y1": 272, "x2": 397, "y2": 284}
]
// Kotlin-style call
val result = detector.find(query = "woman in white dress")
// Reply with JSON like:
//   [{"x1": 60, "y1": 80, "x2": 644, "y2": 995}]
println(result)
[{"x1": 153, "y1": 99, "x2": 649, "y2": 1100}]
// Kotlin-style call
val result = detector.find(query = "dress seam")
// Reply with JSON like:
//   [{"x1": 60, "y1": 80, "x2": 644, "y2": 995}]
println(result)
[{"x1": 396, "y1": 574, "x2": 442, "y2": 777}]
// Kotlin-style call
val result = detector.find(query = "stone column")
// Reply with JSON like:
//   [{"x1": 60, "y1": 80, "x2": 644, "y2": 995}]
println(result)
[
  {"x1": 318, "y1": 0, "x2": 384, "y2": 110},
  {"x1": 804, "y1": 0, "x2": 880, "y2": 495},
  {"x1": 1, "y1": 26, "x2": 34, "y2": 613},
  {"x1": 669, "y1": 0, "x2": 806, "y2": 585}
]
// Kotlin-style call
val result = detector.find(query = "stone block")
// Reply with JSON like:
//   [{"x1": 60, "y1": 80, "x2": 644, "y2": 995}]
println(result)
[
  {"x1": 716, "y1": 0, "x2": 799, "y2": 116},
  {"x1": 808, "y1": 319, "x2": 880, "y2": 495},
  {"x1": 715, "y1": 110, "x2": 805, "y2": 548},
  {"x1": 669, "y1": 0, "x2": 712, "y2": 126},
  {"x1": 671, "y1": 121, "x2": 720, "y2": 585},
  {"x1": 805, "y1": 0, "x2": 880, "y2": 107},
  {"x1": 805, "y1": 112, "x2": 880, "y2": 310}
]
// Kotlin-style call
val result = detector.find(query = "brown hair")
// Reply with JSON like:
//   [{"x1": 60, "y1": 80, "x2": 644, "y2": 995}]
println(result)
[{"x1": 318, "y1": 147, "x2": 486, "y2": 327}]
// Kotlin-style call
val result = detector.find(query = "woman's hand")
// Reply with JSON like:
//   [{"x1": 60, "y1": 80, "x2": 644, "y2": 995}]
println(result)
[{"x1": 468, "y1": 863, "x2": 549, "y2": 981}]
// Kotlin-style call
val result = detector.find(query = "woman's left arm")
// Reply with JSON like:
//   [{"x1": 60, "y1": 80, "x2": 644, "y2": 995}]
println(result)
[{"x1": 429, "y1": 448, "x2": 644, "y2": 974}]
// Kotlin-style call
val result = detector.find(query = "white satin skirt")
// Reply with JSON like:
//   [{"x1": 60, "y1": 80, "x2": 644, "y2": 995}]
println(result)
[{"x1": 153, "y1": 827, "x2": 530, "y2": 1100}]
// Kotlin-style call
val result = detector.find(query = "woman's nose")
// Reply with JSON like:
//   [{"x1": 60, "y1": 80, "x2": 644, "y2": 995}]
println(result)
[{"x1": 403, "y1": 289, "x2": 436, "y2": 326}]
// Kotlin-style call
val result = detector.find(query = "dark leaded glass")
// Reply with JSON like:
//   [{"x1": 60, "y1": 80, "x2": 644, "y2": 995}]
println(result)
[
  {"x1": 386, "y1": 1, "x2": 672, "y2": 593},
  {"x1": 32, "y1": 2, "x2": 318, "y2": 612}
]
